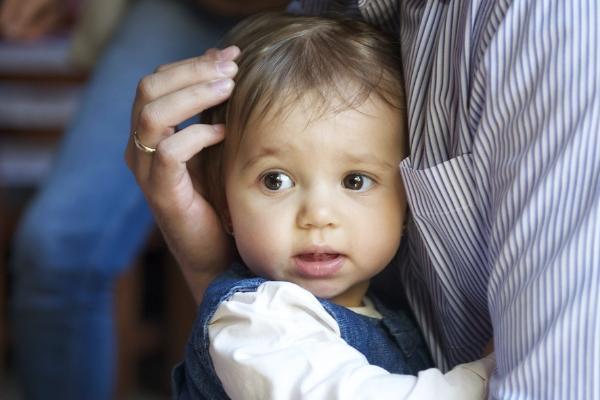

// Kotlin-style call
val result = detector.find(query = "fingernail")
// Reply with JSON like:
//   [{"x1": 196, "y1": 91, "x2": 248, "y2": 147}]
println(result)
[
  {"x1": 213, "y1": 124, "x2": 225, "y2": 134},
  {"x1": 218, "y1": 45, "x2": 240, "y2": 60},
  {"x1": 216, "y1": 61, "x2": 237, "y2": 76},
  {"x1": 212, "y1": 79, "x2": 234, "y2": 94}
]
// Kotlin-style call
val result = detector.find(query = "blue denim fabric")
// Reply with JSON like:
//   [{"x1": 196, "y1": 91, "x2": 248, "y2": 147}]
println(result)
[
  {"x1": 319, "y1": 291, "x2": 433, "y2": 375},
  {"x1": 173, "y1": 263, "x2": 433, "y2": 399},
  {"x1": 9, "y1": 1, "x2": 237, "y2": 398}
]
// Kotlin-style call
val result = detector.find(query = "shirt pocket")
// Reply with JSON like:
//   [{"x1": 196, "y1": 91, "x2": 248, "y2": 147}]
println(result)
[
  {"x1": 399, "y1": 154, "x2": 491, "y2": 359},
  {"x1": 400, "y1": 154, "x2": 476, "y2": 217}
]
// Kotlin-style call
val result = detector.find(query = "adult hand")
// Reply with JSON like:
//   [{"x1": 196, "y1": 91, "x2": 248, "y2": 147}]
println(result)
[
  {"x1": 0, "y1": 0, "x2": 66, "y2": 40},
  {"x1": 126, "y1": 46, "x2": 239, "y2": 303}
]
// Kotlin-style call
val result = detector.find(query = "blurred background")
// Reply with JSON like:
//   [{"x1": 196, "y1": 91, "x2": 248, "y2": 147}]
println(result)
[
  {"x1": 0, "y1": 0, "x2": 287, "y2": 398},
  {"x1": 0, "y1": 1, "x2": 197, "y2": 398}
]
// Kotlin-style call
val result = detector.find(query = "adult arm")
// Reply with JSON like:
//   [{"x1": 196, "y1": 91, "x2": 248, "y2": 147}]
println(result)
[{"x1": 208, "y1": 281, "x2": 495, "y2": 400}]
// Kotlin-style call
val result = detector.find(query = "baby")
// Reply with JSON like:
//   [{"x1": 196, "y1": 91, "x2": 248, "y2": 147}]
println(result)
[{"x1": 174, "y1": 12, "x2": 436, "y2": 399}]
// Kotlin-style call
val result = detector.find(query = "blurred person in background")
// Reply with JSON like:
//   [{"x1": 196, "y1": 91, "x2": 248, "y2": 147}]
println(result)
[{"x1": 2, "y1": 0, "x2": 286, "y2": 399}]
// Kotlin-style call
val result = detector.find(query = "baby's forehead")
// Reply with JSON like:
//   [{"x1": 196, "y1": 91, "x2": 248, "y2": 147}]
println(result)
[
  {"x1": 246, "y1": 87, "x2": 391, "y2": 131},
  {"x1": 242, "y1": 93, "x2": 403, "y2": 144},
  {"x1": 223, "y1": 80, "x2": 406, "y2": 159}
]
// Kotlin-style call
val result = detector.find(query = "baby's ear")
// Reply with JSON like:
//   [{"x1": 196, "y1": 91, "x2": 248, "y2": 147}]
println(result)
[{"x1": 220, "y1": 207, "x2": 234, "y2": 236}]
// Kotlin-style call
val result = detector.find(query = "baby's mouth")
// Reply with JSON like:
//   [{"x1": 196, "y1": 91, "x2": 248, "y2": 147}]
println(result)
[
  {"x1": 297, "y1": 253, "x2": 340, "y2": 262},
  {"x1": 293, "y1": 252, "x2": 344, "y2": 278}
]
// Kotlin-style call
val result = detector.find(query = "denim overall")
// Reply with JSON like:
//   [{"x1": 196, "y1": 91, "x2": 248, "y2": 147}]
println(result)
[{"x1": 173, "y1": 264, "x2": 433, "y2": 399}]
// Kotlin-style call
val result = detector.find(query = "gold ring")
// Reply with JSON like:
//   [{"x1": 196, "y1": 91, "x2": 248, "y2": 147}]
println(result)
[{"x1": 132, "y1": 131, "x2": 156, "y2": 154}]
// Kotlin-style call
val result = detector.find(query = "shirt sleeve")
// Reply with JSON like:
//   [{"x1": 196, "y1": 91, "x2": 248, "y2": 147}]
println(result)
[
  {"x1": 477, "y1": 2, "x2": 600, "y2": 398},
  {"x1": 208, "y1": 281, "x2": 495, "y2": 400}
]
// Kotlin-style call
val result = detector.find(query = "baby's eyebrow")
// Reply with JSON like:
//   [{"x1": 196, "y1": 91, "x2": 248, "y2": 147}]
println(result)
[
  {"x1": 241, "y1": 145, "x2": 288, "y2": 170},
  {"x1": 340, "y1": 152, "x2": 396, "y2": 170},
  {"x1": 241, "y1": 146, "x2": 395, "y2": 171}
]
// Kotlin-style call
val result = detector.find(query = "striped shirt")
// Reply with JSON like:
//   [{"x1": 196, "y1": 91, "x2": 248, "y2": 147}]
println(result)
[{"x1": 295, "y1": 1, "x2": 600, "y2": 398}]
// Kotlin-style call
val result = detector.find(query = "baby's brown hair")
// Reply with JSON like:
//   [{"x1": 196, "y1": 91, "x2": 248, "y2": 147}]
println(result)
[{"x1": 199, "y1": 12, "x2": 406, "y2": 225}]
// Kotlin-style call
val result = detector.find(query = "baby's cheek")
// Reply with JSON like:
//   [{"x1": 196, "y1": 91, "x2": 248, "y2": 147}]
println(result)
[
  {"x1": 234, "y1": 229, "x2": 264, "y2": 266},
  {"x1": 361, "y1": 212, "x2": 403, "y2": 266},
  {"x1": 234, "y1": 227, "x2": 283, "y2": 277}
]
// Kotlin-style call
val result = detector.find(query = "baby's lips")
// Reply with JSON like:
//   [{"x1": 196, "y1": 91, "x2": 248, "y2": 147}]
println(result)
[
  {"x1": 293, "y1": 253, "x2": 345, "y2": 278},
  {"x1": 297, "y1": 253, "x2": 341, "y2": 262}
]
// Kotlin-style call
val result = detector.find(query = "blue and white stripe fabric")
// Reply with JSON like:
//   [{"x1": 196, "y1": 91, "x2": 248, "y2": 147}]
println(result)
[{"x1": 297, "y1": 1, "x2": 600, "y2": 398}]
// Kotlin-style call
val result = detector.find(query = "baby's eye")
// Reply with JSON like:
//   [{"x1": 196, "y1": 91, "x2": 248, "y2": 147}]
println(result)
[
  {"x1": 342, "y1": 173, "x2": 375, "y2": 192},
  {"x1": 262, "y1": 171, "x2": 294, "y2": 191}
]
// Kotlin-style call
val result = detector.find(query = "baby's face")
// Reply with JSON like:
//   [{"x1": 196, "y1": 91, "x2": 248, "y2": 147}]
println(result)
[{"x1": 223, "y1": 96, "x2": 407, "y2": 307}]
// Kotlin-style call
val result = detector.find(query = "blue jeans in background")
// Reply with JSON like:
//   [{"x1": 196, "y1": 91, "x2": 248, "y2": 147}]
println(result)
[{"x1": 10, "y1": 0, "x2": 236, "y2": 398}]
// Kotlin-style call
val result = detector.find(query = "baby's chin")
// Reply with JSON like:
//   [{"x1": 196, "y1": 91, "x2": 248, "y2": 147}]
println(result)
[
  {"x1": 288, "y1": 278, "x2": 351, "y2": 303},
  {"x1": 248, "y1": 267, "x2": 356, "y2": 305}
]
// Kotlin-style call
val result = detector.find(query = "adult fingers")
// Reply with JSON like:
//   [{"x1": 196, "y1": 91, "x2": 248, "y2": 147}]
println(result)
[
  {"x1": 126, "y1": 122, "x2": 225, "y2": 182},
  {"x1": 127, "y1": 123, "x2": 225, "y2": 207},
  {"x1": 134, "y1": 78, "x2": 233, "y2": 151},
  {"x1": 128, "y1": 46, "x2": 238, "y2": 198},
  {"x1": 131, "y1": 46, "x2": 239, "y2": 140},
  {"x1": 135, "y1": 55, "x2": 238, "y2": 107},
  {"x1": 149, "y1": 124, "x2": 225, "y2": 191},
  {"x1": 155, "y1": 46, "x2": 240, "y2": 73}
]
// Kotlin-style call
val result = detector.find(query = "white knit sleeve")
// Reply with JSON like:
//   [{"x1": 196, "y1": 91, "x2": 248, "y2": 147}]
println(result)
[{"x1": 208, "y1": 281, "x2": 495, "y2": 400}]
